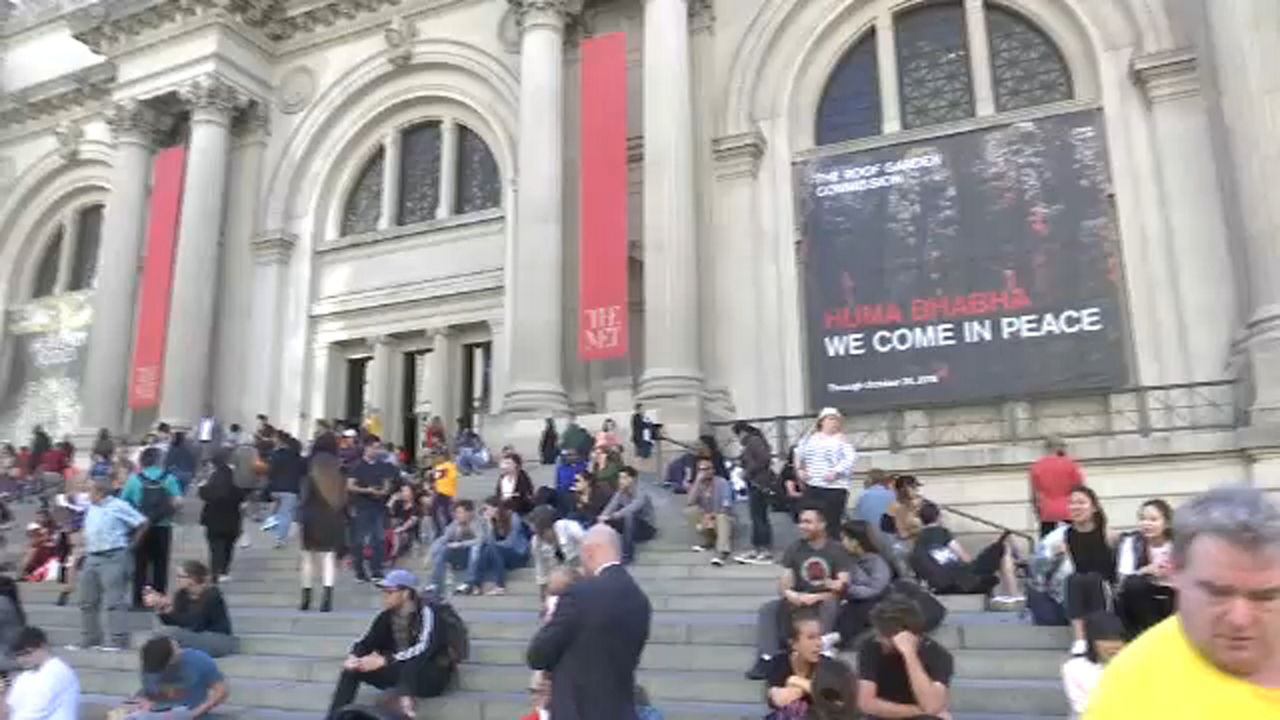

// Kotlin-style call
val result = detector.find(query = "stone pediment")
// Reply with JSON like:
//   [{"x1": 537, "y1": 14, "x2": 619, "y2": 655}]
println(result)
[{"x1": 64, "y1": 0, "x2": 406, "y2": 54}]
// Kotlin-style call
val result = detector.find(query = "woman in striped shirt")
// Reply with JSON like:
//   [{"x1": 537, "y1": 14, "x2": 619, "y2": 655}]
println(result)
[{"x1": 796, "y1": 408, "x2": 857, "y2": 532}]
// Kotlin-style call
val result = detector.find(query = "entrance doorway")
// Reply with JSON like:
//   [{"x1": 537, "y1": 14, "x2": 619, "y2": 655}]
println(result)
[
  {"x1": 401, "y1": 350, "x2": 427, "y2": 466},
  {"x1": 460, "y1": 341, "x2": 492, "y2": 431},
  {"x1": 344, "y1": 356, "x2": 370, "y2": 424}
]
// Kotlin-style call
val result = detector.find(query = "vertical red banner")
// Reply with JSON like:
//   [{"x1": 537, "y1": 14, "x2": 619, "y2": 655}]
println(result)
[
  {"x1": 578, "y1": 32, "x2": 630, "y2": 361},
  {"x1": 128, "y1": 145, "x2": 187, "y2": 409}
]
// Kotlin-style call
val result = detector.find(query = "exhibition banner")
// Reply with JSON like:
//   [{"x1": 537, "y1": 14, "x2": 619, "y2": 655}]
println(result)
[
  {"x1": 798, "y1": 109, "x2": 1128, "y2": 410},
  {"x1": 128, "y1": 145, "x2": 187, "y2": 409},
  {"x1": 577, "y1": 31, "x2": 630, "y2": 361}
]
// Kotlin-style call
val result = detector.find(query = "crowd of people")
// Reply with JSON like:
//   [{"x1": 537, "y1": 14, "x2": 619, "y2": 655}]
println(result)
[{"x1": 0, "y1": 410, "x2": 1278, "y2": 720}]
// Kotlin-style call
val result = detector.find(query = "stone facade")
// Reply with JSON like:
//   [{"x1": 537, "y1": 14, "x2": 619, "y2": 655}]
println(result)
[{"x1": 1, "y1": 0, "x2": 1278, "y2": 501}]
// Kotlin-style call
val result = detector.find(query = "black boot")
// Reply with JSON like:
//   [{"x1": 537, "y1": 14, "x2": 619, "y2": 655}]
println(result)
[
  {"x1": 320, "y1": 586, "x2": 333, "y2": 613},
  {"x1": 299, "y1": 588, "x2": 312, "y2": 611}
]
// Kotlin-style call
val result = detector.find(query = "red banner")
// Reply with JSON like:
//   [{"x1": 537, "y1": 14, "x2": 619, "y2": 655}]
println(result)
[
  {"x1": 578, "y1": 32, "x2": 630, "y2": 361},
  {"x1": 128, "y1": 145, "x2": 187, "y2": 409}
]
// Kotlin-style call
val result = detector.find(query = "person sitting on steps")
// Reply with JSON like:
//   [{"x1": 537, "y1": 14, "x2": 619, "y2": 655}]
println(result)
[
  {"x1": 909, "y1": 501, "x2": 1024, "y2": 608},
  {"x1": 684, "y1": 455, "x2": 735, "y2": 566},
  {"x1": 128, "y1": 634, "x2": 229, "y2": 719},
  {"x1": 144, "y1": 560, "x2": 238, "y2": 658},
  {"x1": 326, "y1": 570, "x2": 453, "y2": 720},
  {"x1": 426, "y1": 500, "x2": 490, "y2": 595},
  {"x1": 856, "y1": 593, "x2": 954, "y2": 720}
]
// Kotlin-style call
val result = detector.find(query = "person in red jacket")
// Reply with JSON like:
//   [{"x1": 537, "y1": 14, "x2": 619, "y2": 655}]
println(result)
[{"x1": 1030, "y1": 435, "x2": 1084, "y2": 537}]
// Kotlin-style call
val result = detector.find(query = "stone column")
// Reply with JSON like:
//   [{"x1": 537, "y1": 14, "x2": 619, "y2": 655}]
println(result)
[
  {"x1": 428, "y1": 328, "x2": 458, "y2": 429},
  {"x1": 437, "y1": 118, "x2": 459, "y2": 219},
  {"x1": 502, "y1": 0, "x2": 569, "y2": 414},
  {"x1": 80, "y1": 100, "x2": 160, "y2": 434},
  {"x1": 379, "y1": 130, "x2": 400, "y2": 230},
  {"x1": 487, "y1": 317, "x2": 508, "y2": 414},
  {"x1": 158, "y1": 76, "x2": 242, "y2": 430},
  {"x1": 1192, "y1": 0, "x2": 1280, "y2": 416},
  {"x1": 246, "y1": 231, "x2": 295, "y2": 421},
  {"x1": 367, "y1": 337, "x2": 396, "y2": 431},
  {"x1": 964, "y1": 0, "x2": 995, "y2": 116},
  {"x1": 216, "y1": 103, "x2": 271, "y2": 424},
  {"x1": 638, "y1": 0, "x2": 703, "y2": 435}
]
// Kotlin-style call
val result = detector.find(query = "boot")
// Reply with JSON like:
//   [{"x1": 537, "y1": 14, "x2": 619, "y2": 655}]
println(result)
[
  {"x1": 320, "y1": 586, "x2": 333, "y2": 613},
  {"x1": 299, "y1": 588, "x2": 312, "y2": 611}
]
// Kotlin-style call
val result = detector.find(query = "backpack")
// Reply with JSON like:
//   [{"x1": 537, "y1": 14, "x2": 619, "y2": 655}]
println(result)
[
  {"x1": 138, "y1": 475, "x2": 175, "y2": 524},
  {"x1": 889, "y1": 579, "x2": 947, "y2": 633},
  {"x1": 428, "y1": 599, "x2": 469, "y2": 666}
]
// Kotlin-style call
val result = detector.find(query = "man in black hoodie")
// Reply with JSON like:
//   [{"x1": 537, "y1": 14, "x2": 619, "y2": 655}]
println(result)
[{"x1": 326, "y1": 570, "x2": 453, "y2": 719}]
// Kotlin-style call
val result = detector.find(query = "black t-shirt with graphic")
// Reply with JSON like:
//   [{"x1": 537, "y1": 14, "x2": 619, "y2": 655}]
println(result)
[
  {"x1": 856, "y1": 634, "x2": 954, "y2": 706},
  {"x1": 782, "y1": 538, "x2": 852, "y2": 594}
]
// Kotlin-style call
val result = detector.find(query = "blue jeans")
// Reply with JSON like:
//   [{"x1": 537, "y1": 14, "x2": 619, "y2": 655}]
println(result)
[
  {"x1": 352, "y1": 509, "x2": 386, "y2": 579},
  {"x1": 429, "y1": 538, "x2": 482, "y2": 589},
  {"x1": 476, "y1": 543, "x2": 529, "y2": 588},
  {"x1": 457, "y1": 448, "x2": 481, "y2": 475},
  {"x1": 272, "y1": 492, "x2": 297, "y2": 543}
]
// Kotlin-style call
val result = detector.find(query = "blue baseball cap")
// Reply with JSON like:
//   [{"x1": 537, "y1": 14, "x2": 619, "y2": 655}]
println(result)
[{"x1": 377, "y1": 569, "x2": 418, "y2": 590}]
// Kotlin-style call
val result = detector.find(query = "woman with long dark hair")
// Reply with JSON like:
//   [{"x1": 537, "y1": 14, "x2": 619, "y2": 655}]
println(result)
[
  {"x1": 1053, "y1": 485, "x2": 1117, "y2": 654},
  {"x1": 833, "y1": 520, "x2": 893, "y2": 647},
  {"x1": 493, "y1": 453, "x2": 534, "y2": 515},
  {"x1": 299, "y1": 432, "x2": 348, "y2": 612},
  {"x1": 146, "y1": 560, "x2": 238, "y2": 657},
  {"x1": 198, "y1": 449, "x2": 248, "y2": 582},
  {"x1": 1115, "y1": 498, "x2": 1176, "y2": 637}
]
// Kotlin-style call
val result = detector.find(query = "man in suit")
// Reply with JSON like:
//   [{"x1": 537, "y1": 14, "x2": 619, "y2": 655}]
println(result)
[{"x1": 527, "y1": 523, "x2": 652, "y2": 720}]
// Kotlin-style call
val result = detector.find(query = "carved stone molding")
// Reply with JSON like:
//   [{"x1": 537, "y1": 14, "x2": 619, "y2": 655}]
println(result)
[
  {"x1": 712, "y1": 130, "x2": 766, "y2": 180},
  {"x1": 251, "y1": 230, "x2": 296, "y2": 265},
  {"x1": 1132, "y1": 48, "x2": 1199, "y2": 104},
  {"x1": 53, "y1": 121, "x2": 83, "y2": 160},
  {"x1": 384, "y1": 15, "x2": 416, "y2": 66},
  {"x1": 689, "y1": 0, "x2": 714, "y2": 33},
  {"x1": 510, "y1": 0, "x2": 573, "y2": 31},
  {"x1": 105, "y1": 99, "x2": 165, "y2": 144},
  {"x1": 278, "y1": 65, "x2": 315, "y2": 114},
  {"x1": 0, "y1": 61, "x2": 114, "y2": 130},
  {"x1": 234, "y1": 100, "x2": 271, "y2": 140},
  {"x1": 179, "y1": 74, "x2": 250, "y2": 121}
]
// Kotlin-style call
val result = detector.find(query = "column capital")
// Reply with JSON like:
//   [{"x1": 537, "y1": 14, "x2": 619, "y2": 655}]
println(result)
[
  {"x1": 106, "y1": 99, "x2": 165, "y2": 146},
  {"x1": 179, "y1": 75, "x2": 249, "y2": 124},
  {"x1": 512, "y1": 0, "x2": 572, "y2": 31},
  {"x1": 235, "y1": 100, "x2": 271, "y2": 141},
  {"x1": 251, "y1": 231, "x2": 296, "y2": 265},
  {"x1": 712, "y1": 130, "x2": 766, "y2": 180}
]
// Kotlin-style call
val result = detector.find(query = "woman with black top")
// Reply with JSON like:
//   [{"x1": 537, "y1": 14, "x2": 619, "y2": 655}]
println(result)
[
  {"x1": 493, "y1": 452, "x2": 534, "y2": 515},
  {"x1": 1115, "y1": 498, "x2": 1176, "y2": 638},
  {"x1": 538, "y1": 418, "x2": 558, "y2": 466},
  {"x1": 144, "y1": 560, "x2": 238, "y2": 657},
  {"x1": 763, "y1": 614, "x2": 824, "y2": 715},
  {"x1": 198, "y1": 449, "x2": 248, "y2": 582},
  {"x1": 1053, "y1": 485, "x2": 1117, "y2": 655}
]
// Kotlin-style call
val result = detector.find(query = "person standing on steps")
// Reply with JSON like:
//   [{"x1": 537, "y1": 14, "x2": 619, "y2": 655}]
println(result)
[
  {"x1": 121, "y1": 448, "x2": 180, "y2": 610},
  {"x1": 733, "y1": 421, "x2": 776, "y2": 565},
  {"x1": 1084, "y1": 486, "x2": 1280, "y2": 719},
  {"x1": 538, "y1": 418, "x2": 559, "y2": 466},
  {"x1": 197, "y1": 449, "x2": 247, "y2": 583},
  {"x1": 76, "y1": 478, "x2": 148, "y2": 651},
  {"x1": 265, "y1": 431, "x2": 305, "y2": 548},
  {"x1": 300, "y1": 432, "x2": 349, "y2": 611},
  {"x1": 1030, "y1": 435, "x2": 1084, "y2": 538},
  {"x1": 348, "y1": 436, "x2": 395, "y2": 582},
  {"x1": 527, "y1": 524, "x2": 651, "y2": 720},
  {"x1": 796, "y1": 408, "x2": 857, "y2": 533}
]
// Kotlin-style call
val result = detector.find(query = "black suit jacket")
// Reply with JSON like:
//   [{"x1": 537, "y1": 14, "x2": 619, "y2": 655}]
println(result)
[{"x1": 527, "y1": 564, "x2": 652, "y2": 720}]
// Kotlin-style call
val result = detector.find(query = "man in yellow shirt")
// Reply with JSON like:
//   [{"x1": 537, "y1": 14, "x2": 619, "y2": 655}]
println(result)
[{"x1": 1085, "y1": 485, "x2": 1280, "y2": 718}]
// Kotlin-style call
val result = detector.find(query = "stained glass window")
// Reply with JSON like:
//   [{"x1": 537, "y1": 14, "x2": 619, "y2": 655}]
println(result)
[
  {"x1": 342, "y1": 147, "x2": 384, "y2": 236},
  {"x1": 816, "y1": 31, "x2": 882, "y2": 145},
  {"x1": 988, "y1": 6, "x2": 1072, "y2": 112},
  {"x1": 456, "y1": 125, "x2": 501, "y2": 214},
  {"x1": 69, "y1": 204, "x2": 103, "y2": 291},
  {"x1": 896, "y1": 3, "x2": 974, "y2": 130},
  {"x1": 33, "y1": 228, "x2": 62, "y2": 298},
  {"x1": 398, "y1": 122, "x2": 442, "y2": 225}
]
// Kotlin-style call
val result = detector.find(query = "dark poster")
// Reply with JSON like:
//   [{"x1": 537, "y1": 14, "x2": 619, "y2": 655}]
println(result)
[{"x1": 799, "y1": 109, "x2": 1128, "y2": 411}]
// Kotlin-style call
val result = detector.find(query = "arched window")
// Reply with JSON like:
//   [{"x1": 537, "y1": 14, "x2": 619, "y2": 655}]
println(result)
[
  {"x1": 815, "y1": 31, "x2": 881, "y2": 146},
  {"x1": 398, "y1": 122, "x2": 442, "y2": 225},
  {"x1": 32, "y1": 229, "x2": 62, "y2": 299},
  {"x1": 456, "y1": 125, "x2": 501, "y2": 214},
  {"x1": 69, "y1": 204, "x2": 103, "y2": 291},
  {"x1": 342, "y1": 148, "x2": 384, "y2": 236},
  {"x1": 896, "y1": 3, "x2": 974, "y2": 130},
  {"x1": 987, "y1": 6, "x2": 1072, "y2": 112},
  {"x1": 814, "y1": 1, "x2": 1074, "y2": 145}
]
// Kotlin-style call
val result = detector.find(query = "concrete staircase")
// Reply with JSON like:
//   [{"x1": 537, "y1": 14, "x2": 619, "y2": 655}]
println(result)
[{"x1": 16, "y1": 467, "x2": 1071, "y2": 719}]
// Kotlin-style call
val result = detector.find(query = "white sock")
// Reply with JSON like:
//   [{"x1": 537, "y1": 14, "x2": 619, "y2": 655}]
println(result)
[
  {"x1": 322, "y1": 552, "x2": 336, "y2": 587},
  {"x1": 300, "y1": 552, "x2": 313, "y2": 589}
]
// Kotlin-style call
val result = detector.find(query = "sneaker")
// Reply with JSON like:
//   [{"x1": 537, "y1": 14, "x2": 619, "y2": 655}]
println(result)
[
  {"x1": 484, "y1": 586, "x2": 507, "y2": 596},
  {"x1": 691, "y1": 545, "x2": 707, "y2": 553},
  {"x1": 710, "y1": 554, "x2": 725, "y2": 567},
  {"x1": 745, "y1": 655, "x2": 771, "y2": 681},
  {"x1": 217, "y1": 575, "x2": 232, "y2": 584},
  {"x1": 454, "y1": 584, "x2": 473, "y2": 595},
  {"x1": 261, "y1": 517, "x2": 279, "y2": 531},
  {"x1": 238, "y1": 537, "x2": 252, "y2": 548},
  {"x1": 820, "y1": 632, "x2": 840, "y2": 657}
]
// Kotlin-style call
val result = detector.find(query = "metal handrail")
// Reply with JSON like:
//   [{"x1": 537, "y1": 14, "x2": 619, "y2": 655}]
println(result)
[{"x1": 935, "y1": 502, "x2": 1034, "y2": 543}]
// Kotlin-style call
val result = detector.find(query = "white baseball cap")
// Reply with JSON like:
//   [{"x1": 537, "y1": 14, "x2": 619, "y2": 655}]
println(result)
[{"x1": 817, "y1": 407, "x2": 842, "y2": 421}]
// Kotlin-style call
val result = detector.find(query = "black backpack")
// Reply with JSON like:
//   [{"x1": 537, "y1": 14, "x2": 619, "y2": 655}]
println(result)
[
  {"x1": 139, "y1": 476, "x2": 175, "y2": 524},
  {"x1": 429, "y1": 599, "x2": 469, "y2": 666}
]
